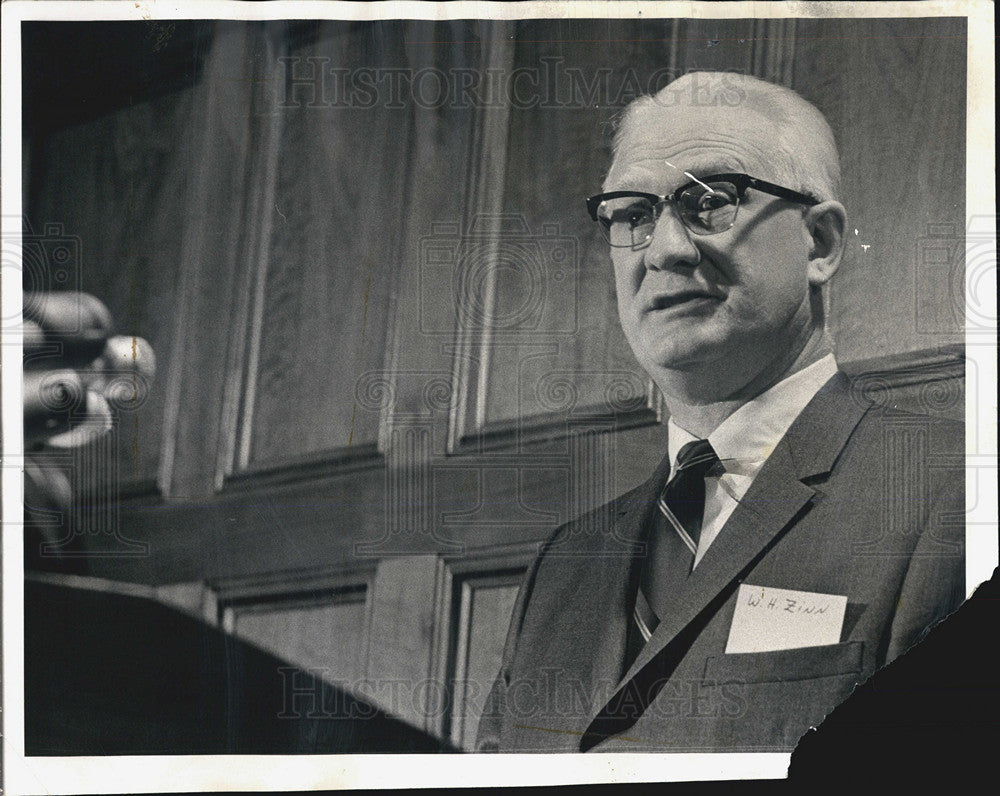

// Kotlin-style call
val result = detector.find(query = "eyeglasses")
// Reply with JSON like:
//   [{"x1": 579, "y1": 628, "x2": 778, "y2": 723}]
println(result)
[{"x1": 586, "y1": 173, "x2": 819, "y2": 249}]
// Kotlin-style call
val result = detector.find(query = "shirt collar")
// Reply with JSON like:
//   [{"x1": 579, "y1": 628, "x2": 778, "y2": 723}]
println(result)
[{"x1": 667, "y1": 354, "x2": 839, "y2": 477}]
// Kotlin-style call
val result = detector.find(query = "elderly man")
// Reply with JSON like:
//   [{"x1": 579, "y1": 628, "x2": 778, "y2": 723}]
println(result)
[{"x1": 476, "y1": 72, "x2": 965, "y2": 753}]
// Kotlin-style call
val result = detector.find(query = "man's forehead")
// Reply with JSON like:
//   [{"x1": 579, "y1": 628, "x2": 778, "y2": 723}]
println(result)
[
  {"x1": 625, "y1": 92, "x2": 782, "y2": 138},
  {"x1": 606, "y1": 151, "x2": 751, "y2": 193},
  {"x1": 606, "y1": 102, "x2": 778, "y2": 191}
]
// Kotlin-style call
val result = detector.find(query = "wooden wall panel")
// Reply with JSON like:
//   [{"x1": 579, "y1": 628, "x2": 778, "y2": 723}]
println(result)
[
  {"x1": 361, "y1": 555, "x2": 445, "y2": 732},
  {"x1": 246, "y1": 23, "x2": 409, "y2": 466},
  {"x1": 379, "y1": 20, "x2": 488, "y2": 456},
  {"x1": 28, "y1": 88, "x2": 196, "y2": 490},
  {"x1": 482, "y1": 19, "x2": 671, "y2": 429},
  {"x1": 161, "y1": 23, "x2": 271, "y2": 499},
  {"x1": 790, "y1": 17, "x2": 966, "y2": 362},
  {"x1": 450, "y1": 577, "x2": 522, "y2": 750},
  {"x1": 229, "y1": 597, "x2": 368, "y2": 685}
]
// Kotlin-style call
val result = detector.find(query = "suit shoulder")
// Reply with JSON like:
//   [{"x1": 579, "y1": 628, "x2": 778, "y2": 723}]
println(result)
[
  {"x1": 838, "y1": 404, "x2": 966, "y2": 519},
  {"x1": 535, "y1": 479, "x2": 649, "y2": 558},
  {"x1": 850, "y1": 404, "x2": 964, "y2": 449}
]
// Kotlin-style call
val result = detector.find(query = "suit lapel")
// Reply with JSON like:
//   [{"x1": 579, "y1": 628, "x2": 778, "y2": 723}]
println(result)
[
  {"x1": 535, "y1": 448, "x2": 671, "y2": 742},
  {"x1": 612, "y1": 441, "x2": 815, "y2": 689},
  {"x1": 582, "y1": 373, "x2": 870, "y2": 746}
]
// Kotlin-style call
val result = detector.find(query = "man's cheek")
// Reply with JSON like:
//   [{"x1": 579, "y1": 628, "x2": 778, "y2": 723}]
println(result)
[{"x1": 715, "y1": 294, "x2": 756, "y2": 329}]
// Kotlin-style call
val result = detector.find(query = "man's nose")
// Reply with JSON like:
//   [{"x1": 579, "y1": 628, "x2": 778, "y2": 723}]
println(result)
[{"x1": 642, "y1": 205, "x2": 702, "y2": 271}]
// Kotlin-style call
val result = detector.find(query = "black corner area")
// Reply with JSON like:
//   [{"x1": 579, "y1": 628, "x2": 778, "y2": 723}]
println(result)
[
  {"x1": 790, "y1": 568, "x2": 1000, "y2": 785},
  {"x1": 25, "y1": 580, "x2": 454, "y2": 754}
]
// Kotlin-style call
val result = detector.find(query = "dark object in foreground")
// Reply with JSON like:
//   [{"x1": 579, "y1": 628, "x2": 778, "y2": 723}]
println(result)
[
  {"x1": 24, "y1": 572, "x2": 998, "y2": 764},
  {"x1": 791, "y1": 568, "x2": 1000, "y2": 784},
  {"x1": 25, "y1": 579, "x2": 453, "y2": 754}
]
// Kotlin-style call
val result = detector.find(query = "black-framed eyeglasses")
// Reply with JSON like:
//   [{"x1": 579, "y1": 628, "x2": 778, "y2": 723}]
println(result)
[{"x1": 586, "y1": 173, "x2": 819, "y2": 248}]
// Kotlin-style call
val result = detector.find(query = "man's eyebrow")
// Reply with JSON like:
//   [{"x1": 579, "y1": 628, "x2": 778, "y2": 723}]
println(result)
[
  {"x1": 607, "y1": 164, "x2": 739, "y2": 195},
  {"x1": 605, "y1": 181, "x2": 655, "y2": 194},
  {"x1": 665, "y1": 160, "x2": 739, "y2": 185}
]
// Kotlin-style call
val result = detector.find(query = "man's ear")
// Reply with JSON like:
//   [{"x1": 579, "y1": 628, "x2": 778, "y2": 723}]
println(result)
[{"x1": 804, "y1": 201, "x2": 847, "y2": 286}]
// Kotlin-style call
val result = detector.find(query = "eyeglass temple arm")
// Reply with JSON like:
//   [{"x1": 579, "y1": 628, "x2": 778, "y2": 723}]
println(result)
[
  {"x1": 584, "y1": 177, "x2": 819, "y2": 221},
  {"x1": 746, "y1": 177, "x2": 820, "y2": 206}
]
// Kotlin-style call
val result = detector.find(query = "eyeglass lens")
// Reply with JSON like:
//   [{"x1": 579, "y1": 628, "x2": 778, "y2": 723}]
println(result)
[{"x1": 599, "y1": 181, "x2": 740, "y2": 246}]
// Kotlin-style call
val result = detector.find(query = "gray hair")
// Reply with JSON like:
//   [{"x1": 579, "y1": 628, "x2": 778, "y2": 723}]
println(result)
[{"x1": 611, "y1": 71, "x2": 841, "y2": 203}]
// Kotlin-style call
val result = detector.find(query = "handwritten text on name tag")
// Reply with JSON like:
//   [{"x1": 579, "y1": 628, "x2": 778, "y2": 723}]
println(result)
[{"x1": 725, "y1": 584, "x2": 847, "y2": 654}]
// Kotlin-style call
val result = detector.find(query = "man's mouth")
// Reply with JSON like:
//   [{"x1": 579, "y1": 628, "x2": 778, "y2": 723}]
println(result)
[{"x1": 646, "y1": 291, "x2": 723, "y2": 312}]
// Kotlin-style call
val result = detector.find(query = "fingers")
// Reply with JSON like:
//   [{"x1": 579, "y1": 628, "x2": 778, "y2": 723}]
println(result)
[
  {"x1": 21, "y1": 291, "x2": 154, "y2": 449},
  {"x1": 23, "y1": 359, "x2": 135, "y2": 449},
  {"x1": 80, "y1": 335, "x2": 156, "y2": 411},
  {"x1": 98, "y1": 334, "x2": 156, "y2": 381},
  {"x1": 23, "y1": 319, "x2": 45, "y2": 353},
  {"x1": 24, "y1": 369, "x2": 82, "y2": 442},
  {"x1": 24, "y1": 369, "x2": 113, "y2": 448},
  {"x1": 25, "y1": 457, "x2": 73, "y2": 512},
  {"x1": 23, "y1": 290, "x2": 113, "y2": 332},
  {"x1": 23, "y1": 291, "x2": 114, "y2": 366},
  {"x1": 44, "y1": 391, "x2": 113, "y2": 449}
]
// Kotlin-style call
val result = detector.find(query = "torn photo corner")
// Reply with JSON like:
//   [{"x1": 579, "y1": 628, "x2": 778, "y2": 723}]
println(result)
[{"x1": 1, "y1": 0, "x2": 996, "y2": 793}]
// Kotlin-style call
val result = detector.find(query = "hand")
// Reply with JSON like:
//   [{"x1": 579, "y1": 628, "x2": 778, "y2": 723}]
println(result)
[{"x1": 23, "y1": 291, "x2": 155, "y2": 512}]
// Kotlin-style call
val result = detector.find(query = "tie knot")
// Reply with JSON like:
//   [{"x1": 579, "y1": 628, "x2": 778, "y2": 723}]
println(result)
[{"x1": 674, "y1": 438, "x2": 719, "y2": 476}]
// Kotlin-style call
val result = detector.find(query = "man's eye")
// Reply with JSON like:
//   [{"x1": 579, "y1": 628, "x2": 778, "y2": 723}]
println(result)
[
  {"x1": 624, "y1": 203, "x2": 654, "y2": 228},
  {"x1": 697, "y1": 192, "x2": 735, "y2": 211},
  {"x1": 682, "y1": 187, "x2": 736, "y2": 214}
]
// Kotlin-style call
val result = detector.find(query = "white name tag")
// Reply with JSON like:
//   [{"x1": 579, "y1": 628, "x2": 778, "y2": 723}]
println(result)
[{"x1": 725, "y1": 584, "x2": 847, "y2": 654}]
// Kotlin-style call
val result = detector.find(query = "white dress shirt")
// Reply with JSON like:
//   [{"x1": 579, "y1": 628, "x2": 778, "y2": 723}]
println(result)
[{"x1": 667, "y1": 354, "x2": 839, "y2": 569}]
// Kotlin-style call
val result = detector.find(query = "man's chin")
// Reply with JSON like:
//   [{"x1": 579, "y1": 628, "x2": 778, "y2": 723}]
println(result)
[{"x1": 639, "y1": 339, "x2": 725, "y2": 373}]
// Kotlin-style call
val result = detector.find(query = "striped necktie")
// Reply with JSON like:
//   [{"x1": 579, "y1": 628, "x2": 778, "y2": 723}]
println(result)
[{"x1": 632, "y1": 439, "x2": 722, "y2": 648}]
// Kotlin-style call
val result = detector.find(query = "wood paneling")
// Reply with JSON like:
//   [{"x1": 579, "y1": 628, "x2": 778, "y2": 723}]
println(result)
[
  {"x1": 28, "y1": 88, "x2": 196, "y2": 490},
  {"x1": 162, "y1": 23, "x2": 273, "y2": 499},
  {"x1": 229, "y1": 596, "x2": 368, "y2": 685},
  {"x1": 361, "y1": 555, "x2": 446, "y2": 732},
  {"x1": 449, "y1": 575, "x2": 522, "y2": 750},
  {"x1": 246, "y1": 23, "x2": 408, "y2": 467},
  {"x1": 479, "y1": 18, "x2": 674, "y2": 429},
  {"x1": 379, "y1": 20, "x2": 488, "y2": 457},
  {"x1": 790, "y1": 17, "x2": 967, "y2": 362}
]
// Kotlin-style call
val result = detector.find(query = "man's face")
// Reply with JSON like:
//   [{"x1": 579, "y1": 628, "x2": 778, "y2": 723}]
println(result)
[{"x1": 605, "y1": 102, "x2": 817, "y2": 390}]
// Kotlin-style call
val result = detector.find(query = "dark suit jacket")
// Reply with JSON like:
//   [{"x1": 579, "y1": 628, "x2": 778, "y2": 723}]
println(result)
[{"x1": 476, "y1": 372, "x2": 965, "y2": 752}]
